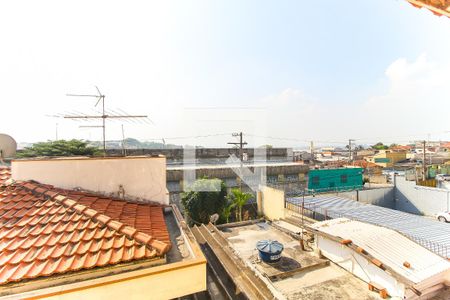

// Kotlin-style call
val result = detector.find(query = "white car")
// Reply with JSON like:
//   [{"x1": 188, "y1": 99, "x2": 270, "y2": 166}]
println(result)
[
  {"x1": 437, "y1": 212, "x2": 450, "y2": 223},
  {"x1": 436, "y1": 174, "x2": 450, "y2": 181}
]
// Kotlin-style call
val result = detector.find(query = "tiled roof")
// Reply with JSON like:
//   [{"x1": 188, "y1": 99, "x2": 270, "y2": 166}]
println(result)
[
  {"x1": 0, "y1": 167, "x2": 11, "y2": 186},
  {"x1": 407, "y1": 0, "x2": 450, "y2": 18},
  {"x1": 0, "y1": 180, "x2": 171, "y2": 284},
  {"x1": 346, "y1": 160, "x2": 380, "y2": 169},
  {"x1": 389, "y1": 145, "x2": 412, "y2": 151}
]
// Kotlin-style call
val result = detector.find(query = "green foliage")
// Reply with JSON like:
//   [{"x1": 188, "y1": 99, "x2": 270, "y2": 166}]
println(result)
[
  {"x1": 222, "y1": 200, "x2": 236, "y2": 223},
  {"x1": 181, "y1": 178, "x2": 227, "y2": 225},
  {"x1": 372, "y1": 142, "x2": 388, "y2": 150},
  {"x1": 17, "y1": 140, "x2": 100, "y2": 158},
  {"x1": 227, "y1": 188, "x2": 253, "y2": 222}
]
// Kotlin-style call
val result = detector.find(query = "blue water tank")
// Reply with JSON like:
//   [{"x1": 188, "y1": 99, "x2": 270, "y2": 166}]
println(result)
[{"x1": 256, "y1": 240, "x2": 284, "y2": 263}]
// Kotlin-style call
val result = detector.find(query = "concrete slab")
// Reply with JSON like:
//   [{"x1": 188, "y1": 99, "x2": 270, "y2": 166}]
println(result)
[{"x1": 220, "y1": 222, "x2": 381, "y2": 300}]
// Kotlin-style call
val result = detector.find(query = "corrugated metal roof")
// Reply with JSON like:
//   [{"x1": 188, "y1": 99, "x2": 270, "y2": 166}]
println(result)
[
  {"x1": 287, "y1": 195, "x2": 450, "y2": 258},
  {"x1": 311, "y1": 218, "x2": 450, "y2": 284}
]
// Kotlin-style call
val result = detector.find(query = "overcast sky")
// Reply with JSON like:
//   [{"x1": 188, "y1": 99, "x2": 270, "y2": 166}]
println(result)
[{"x1": 1, "y1": 0, "x2": 449, "y2": 148}]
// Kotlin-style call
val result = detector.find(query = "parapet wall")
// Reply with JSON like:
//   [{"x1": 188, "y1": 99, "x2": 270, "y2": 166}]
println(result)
[{"x1": 106, "y1": 148, "x2": 292, "y2": 162}]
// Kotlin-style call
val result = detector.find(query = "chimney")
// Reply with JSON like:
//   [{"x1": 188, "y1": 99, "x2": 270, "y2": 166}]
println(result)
[{"x1": 11, "y1": 156, "x2": 169, "y2": 205}]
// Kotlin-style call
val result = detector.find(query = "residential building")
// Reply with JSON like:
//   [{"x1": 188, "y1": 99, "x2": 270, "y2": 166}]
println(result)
[
  {"x1": 0, "y1": 156, "x2": 206, "y2": 300},
  {"x1": 345, "y1": 160, "x2": 386, "y2": 184},
  {"x1": 307, "y1": 167, "x2": 363, "y2": 192},
  {"x1": 440, "y1": 142, "x2": 450, "y2": 152},
  {"x1": 389, "y1": 145, "x2": 413, "y2": 152},
  {"x1": 312, "y1": 218, "x2": 450, "y2": 299},
  {"x1": 365, "y1": 150, "x2": 407, "y2": 168},
  {"x1": 354, "y1": 149, "x2": 375, "y2": 159}
]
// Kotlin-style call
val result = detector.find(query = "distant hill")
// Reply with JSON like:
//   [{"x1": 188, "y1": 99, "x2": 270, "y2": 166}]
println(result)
[{"x1": 88, "y1": 138, "x2": 182, "y2": 149}]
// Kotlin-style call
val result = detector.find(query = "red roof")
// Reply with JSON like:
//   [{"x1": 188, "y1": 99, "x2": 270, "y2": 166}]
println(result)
[
  {"x1": 0, "y1": 167, "x2": 11, "y2": 186},
  {"x1": 0, "y1": 176, "x2": 171, "y2": 284},
  {"x1": 407, "y1": 0, "x2": 450, "y2": 18},
  {"x1": 390, "y1": 145, "x2": 412, "y2": 151},
  {"x1": 346, "y1": 160, "x2": 380, "y2": 169}
]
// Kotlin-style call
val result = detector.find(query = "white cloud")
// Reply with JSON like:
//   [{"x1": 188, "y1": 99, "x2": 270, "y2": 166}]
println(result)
[
  {"x1": 361, "y1": 54, "x2": 450, "y2": 142},
  {"x1": 255, "y1": 55, "x2": 450, "y2": 147}
]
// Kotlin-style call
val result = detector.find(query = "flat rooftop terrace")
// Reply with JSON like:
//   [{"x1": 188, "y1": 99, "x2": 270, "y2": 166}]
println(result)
[{"x1": 220, "y1": 221, "x2": 380, "y2": 300}]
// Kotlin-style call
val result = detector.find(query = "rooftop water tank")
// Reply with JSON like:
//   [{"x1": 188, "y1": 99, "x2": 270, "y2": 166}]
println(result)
[{"x1": 256, "y1": 240, "x2": 284, "y2": 263}]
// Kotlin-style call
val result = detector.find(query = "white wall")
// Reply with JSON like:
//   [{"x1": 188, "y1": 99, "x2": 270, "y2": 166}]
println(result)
[
  {"x1": 395, "y1": 176, "x2": 450, "y2": 215},
  {"x1": 12, "y1": 156, "x2": 169, "y2": 205},
  {"x1": 316, "y1": 236, "x2": 406, "y2": 298},
  {"x1": 339, "y1": 187, "x2": 395, "y2": 208}
]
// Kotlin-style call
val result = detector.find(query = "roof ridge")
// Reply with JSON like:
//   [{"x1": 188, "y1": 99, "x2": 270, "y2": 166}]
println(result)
[{"x1": 18, "y1": 181, "x2": 170, "y2": 255}]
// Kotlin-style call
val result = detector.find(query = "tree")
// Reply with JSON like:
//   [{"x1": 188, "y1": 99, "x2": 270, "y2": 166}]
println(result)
[
  {"x1": 227, "y1": 188, "x2": 253, "y2": 222},
  {"x1": 371, "y1": 142, "x2": 388, "y2": 150},
  {"x1": 181, "y1": 178, "x2": 227, "y2": 225},
  {"x1": 17, "y1": 140, "x2": 100, "y2": 158},
  {"x1": 222, "y1": 200, "x2": 236, "y2": 223}
]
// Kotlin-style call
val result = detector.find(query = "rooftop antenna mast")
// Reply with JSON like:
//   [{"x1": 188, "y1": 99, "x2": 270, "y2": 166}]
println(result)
[{"x1": 66, "y1": 86, "x2": 148, "y2": 156}]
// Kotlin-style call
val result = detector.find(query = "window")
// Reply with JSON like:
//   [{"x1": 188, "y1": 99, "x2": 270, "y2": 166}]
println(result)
[
  {"x1": 341, "y1": 174, "x2": 348, "y2": 183},
  {"x1": 312, "y1": 176, "x2": 320, "y2": 186}
]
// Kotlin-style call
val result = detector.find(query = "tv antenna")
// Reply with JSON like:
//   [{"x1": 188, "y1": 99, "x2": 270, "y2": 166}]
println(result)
[{"x1": 65, "y1": 86, "x2": 149, "y2": 155}]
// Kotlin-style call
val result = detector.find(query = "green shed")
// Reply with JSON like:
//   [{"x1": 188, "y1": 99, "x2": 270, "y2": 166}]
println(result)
[{"x1": 307, "y1": 168, "x2": 363, "y2": 192}]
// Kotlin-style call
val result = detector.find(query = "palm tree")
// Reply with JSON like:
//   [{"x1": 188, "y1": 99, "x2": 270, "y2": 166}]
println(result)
[
  {"x1": 228, "y1": 188, "x2": 253, "y2": 222},
  {"x1": 222, "y1": 200, "x2": 236, "y2": 223}
]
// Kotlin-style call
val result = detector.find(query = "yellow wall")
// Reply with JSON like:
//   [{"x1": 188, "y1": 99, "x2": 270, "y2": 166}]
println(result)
[
  {"x1": 260, "y1": 185, "x2": 285, "y2": 220},
  {"x1": 16, "y1": 260, "x2": 206, "y2": 300},
  {"x1": 367, "y1": 151, "x2": 406, "y2": 168}
]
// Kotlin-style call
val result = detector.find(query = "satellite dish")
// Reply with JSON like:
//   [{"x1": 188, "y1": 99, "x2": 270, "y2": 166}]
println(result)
[{"x1": 0, "y1": 134, "x2": 17, "y2": 159}]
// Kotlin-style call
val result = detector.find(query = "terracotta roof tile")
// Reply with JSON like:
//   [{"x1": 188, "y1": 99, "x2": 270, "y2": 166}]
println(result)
[
  {"x1": 0, "y1": 167, "x2": 11, "y2": 187},
  {"x1": 0, "y1": 180, "x2": 171, "y2": 284}
]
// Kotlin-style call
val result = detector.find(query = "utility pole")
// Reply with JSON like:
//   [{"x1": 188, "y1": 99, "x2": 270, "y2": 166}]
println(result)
[
  {"x1": 228, "y1": 132, "x2": 248, "y2": 189},
  {"x1": 55, "y1": 123, "x2": 59, "y2": 141},
  {"x1": 228, "y1": 132, "x2": 248, "y2": 167},
  {"x1": 348, "y1": 139, "x2": 355, "y2": 163},
  {"x1": 310, "y1": 141, "x2": 314, "y2": 160},
  {"x1": 422, "y1": 140, "x2": 426, "y2": 181}
]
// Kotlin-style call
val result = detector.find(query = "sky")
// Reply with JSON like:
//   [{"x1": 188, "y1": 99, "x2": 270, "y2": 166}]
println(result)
[{"x1": 1, "y1": 0, "x2": 450, "y2": 148}]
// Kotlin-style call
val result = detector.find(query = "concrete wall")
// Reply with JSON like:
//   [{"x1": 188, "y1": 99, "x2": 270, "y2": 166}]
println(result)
[
  {"x1": 167, "y1": 164, "x2": 308, "y2": 182},
  {"x1": 12, "y1": 156, "x2": 169, "y2": 205},
  {"x1": 167, "y1": 164, "x2": 308, "y2": 207},
  {"x1": 326, "y1": 176, "x2": 450, "y2": 216},
  {"x1": 260, "y1": 185, "x2": 285, "y2": 220},
  {"x1": 394, "y1": 176, "x2": 450, "y2": 216},
  {"x1": 339, "y1": 187, "x2": 395, "y2": 209},
  {"x1": 106, "y1": 147, "x2": 292, "y2": 163}
]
